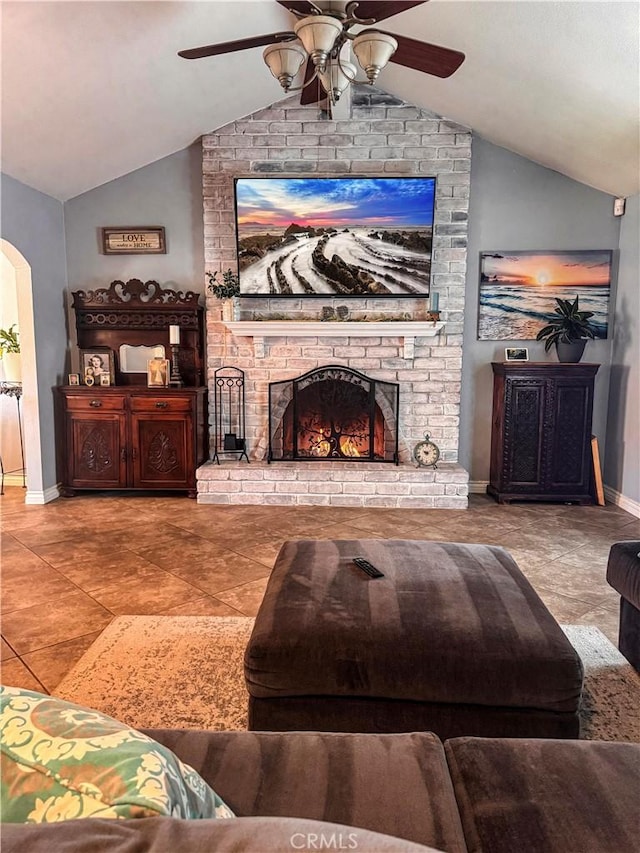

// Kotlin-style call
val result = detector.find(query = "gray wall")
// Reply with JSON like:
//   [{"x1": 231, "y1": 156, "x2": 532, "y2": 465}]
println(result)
[
  {"x1": 0, "y1": 173, "x2": 68, "y2": 491},
  {"x1": 604, "y1": 193, "x2": 639, "y2": 504},
  {"x1": 64, "y1": 143, "x2": 205, "y2": 294},
  {"x1": 461, "y1": 137, "x2": 620, "y2": 483}
]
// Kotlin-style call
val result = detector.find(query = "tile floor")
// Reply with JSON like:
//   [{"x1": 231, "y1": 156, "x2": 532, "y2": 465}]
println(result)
[{"x1": 1, "y1": 486, "x2": 638, "y2": 694}]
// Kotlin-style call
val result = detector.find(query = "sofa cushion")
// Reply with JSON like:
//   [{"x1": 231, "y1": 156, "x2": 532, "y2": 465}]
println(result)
[
  {"x1": 0, "y1": 687, "x2": 233, "y2": 823},
  {"x1": 146, "y1": 728, "x2": 468, "y2": 852},
  {"x1": 445, "y1": 736, "x2": 640, "y2": 853},
  {"x1": 606, "y1": 541, "x2": 640, "y2": 607},
  {"x1": 0, "y1": 816, "x2": 443, "y2": 852}
]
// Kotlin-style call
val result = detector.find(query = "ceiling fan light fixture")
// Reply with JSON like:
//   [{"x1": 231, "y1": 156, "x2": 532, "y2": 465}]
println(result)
[
  {"x1": 263, "y1": 41, "x2": 307, "y2": 91},
  {"x1": 352, "y1": 31, "x2": 398, "y2": 83},
  {"x1": 318, "y1": 59, "x2": 358, "y2": 104},
  {"x1": 294, "y1": 15, "x2": 343, "y2": 72}
]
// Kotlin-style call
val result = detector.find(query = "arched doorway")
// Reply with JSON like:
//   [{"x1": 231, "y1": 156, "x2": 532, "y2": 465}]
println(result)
[{"x1": 0, "y1": 239, "x2": 44, "y2": 501}]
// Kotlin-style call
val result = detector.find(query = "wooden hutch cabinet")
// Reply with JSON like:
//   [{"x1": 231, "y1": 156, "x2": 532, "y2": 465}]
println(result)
[
  {"x1": 57, "y1": 279, "x2": 207, "y2": 498},
  {"x1": 487, "y1": 362, "x2": 599, "y2": 505}
]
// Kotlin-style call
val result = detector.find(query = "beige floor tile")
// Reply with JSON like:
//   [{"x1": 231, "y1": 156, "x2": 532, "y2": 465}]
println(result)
[
  {"x1": 1, "y1": 592, "x2": 113, "y2": 655},
  {"x1": 521, "y1": 559, "x2": 613, "y2": 606},
  {"x1": 215, "y1": 577, "x2": 269, "y2": 617},
  {"x1": 534, "y1": 588, "x2": 602, "y2": 623},
  {"x1": 31, "y1": 538, "x2": 134, "y2": 570},
  {"x1": 574, "y1": 605, "x2": 622, "y2": 648},
  {"x1": 55, "y1": 552, "x2": 166, "y2": 592},
  {"x1": 1, "y1": 562, "x2": 81, "y2": 614},
  {"x1": 167, "y1": 552, "x2": 271, "y2": 595},
  {"x1": 89, "y1": 571, "x2": 206, "y2": 616},
  {"x1": 156, "y1": 597, "x2": 244, "y2": 617},
  {"x1": 1, "y1": 658, "x2": 47, "y2": 692},
  {"x1": 134, "y1": 538, "x2": 230, "y2": 570},
  {"x1": 1, "y1": 637, "x2": 17, "y2": 661},
  {"x1": 22, "y1": 631, "x2": 102, "y2": 692}
]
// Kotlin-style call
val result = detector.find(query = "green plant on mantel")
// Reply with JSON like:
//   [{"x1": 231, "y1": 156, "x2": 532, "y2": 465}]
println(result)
[
  {"x1": 0, "y1": 324, "x2": 20, "y2": 357},
  {"x1": 206, "y1": 269, "x2": 240, "y2": 300}
]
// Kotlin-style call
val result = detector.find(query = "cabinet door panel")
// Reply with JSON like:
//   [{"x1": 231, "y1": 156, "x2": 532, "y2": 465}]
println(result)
[
  {"x1": 68, "y1": 414, "x2": 127, "y2": 488},
  {"x1": 132, "y1": 415, "x2": 192, "y2": 489},
  {"x1": 505, "y1": 381, "x2": 546, "y2": 488},
  {"x1": 548, "y1": 382, "x2": 592, "y2": 490}
]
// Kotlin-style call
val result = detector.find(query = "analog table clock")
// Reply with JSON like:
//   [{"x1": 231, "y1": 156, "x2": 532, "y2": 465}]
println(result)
[{"x1": 413, "y1": 433, "x2": 440, "y2": 468}]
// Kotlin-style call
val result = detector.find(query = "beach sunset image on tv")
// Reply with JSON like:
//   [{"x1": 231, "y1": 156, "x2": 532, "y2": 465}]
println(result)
[
  {"x1": 234, "y1": 177, "x2": 436, "y2": 297},
  {"x1": 478, "y1": 250, "x2": 613, "y2": 340}
]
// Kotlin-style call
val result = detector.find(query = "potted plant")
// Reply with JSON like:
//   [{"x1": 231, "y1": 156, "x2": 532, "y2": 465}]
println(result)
[
  {"x1": 536, "y1": 296, "x2": 597, "y2": 363},
  {"x1": 0, "y1": 324, "x2": 21, "y2": 381},
  {"x1": 206, "y1": 269, "x2": 240, "y2": 321}
]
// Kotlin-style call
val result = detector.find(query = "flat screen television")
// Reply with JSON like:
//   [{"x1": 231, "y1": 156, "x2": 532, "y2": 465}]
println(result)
[{"x1": 234, "y1": 176, "x2": 436, "y2": 298}]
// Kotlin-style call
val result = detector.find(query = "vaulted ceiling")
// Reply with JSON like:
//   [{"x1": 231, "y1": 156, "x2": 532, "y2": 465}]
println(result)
[{"x1": 2, "y1": 1, "x2": 638, "y2": 202}]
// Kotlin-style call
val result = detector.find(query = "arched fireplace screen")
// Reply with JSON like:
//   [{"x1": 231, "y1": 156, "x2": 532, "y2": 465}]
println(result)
[{"x1": 268, "y1": 366, "x2": 399, "y2": 463}]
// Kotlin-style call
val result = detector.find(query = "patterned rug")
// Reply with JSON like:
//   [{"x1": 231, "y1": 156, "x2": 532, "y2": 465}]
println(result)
[{"x1": 53, "y1": 617, "x2": 640, "y2": 742}]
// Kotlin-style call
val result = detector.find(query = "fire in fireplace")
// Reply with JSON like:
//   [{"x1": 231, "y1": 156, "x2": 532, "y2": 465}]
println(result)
[{"x1": 268, "y1": 366, "x2": 399, "y2": 463}]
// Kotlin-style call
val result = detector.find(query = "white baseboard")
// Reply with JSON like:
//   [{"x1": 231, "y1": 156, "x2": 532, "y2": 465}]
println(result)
[
  {"x1": 469, "y1": 480, "x2": 489, "y2": 494},
  {"x1": 603, "y1": 485, "x2": 640, "y2": 519},
  {"x1": 24, "y1": 483, "x2": 61, "y2": 505}
]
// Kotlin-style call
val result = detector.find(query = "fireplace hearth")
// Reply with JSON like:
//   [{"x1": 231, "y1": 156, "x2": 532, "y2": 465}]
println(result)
[{"x1": 268, "y1": 366, "x2": 399, "y2": 463}]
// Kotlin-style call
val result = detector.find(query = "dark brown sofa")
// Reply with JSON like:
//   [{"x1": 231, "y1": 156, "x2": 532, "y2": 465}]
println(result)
[
  {"x1": 3, "y1": 729, "x2": 639, "y2": 852},
  {"x1": 607, "y1": 540, "x2": 640, "y2": 670}
]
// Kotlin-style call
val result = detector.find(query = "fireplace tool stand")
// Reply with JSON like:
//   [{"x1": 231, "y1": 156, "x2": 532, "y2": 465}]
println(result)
[{"x1": 212, "y1": 366, "x2": 249, "y2": 464}]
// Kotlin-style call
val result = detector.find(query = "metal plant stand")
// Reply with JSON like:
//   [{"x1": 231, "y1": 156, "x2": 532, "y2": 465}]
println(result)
[
  {"x1": 0, "y1": 381, "x2": 25, "y2": 494},
  {"x1": 212, "y1": 366, "x2": 249, "y2": 464}
]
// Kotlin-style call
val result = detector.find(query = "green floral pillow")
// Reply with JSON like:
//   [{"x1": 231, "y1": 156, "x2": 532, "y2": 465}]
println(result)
[{"x1": 0, "y1": 686, "x2": 235, "y2": 823}]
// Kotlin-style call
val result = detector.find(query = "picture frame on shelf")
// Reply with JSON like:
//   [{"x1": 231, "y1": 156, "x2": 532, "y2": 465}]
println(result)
[
  {"x1": 99, "y1": 373, "x2": 111, "y2": 387},
  {"x1": 79, "y1": 348, "x2": 115, "y2": 386},
  {"x1": 68, "y1": 373, "x2": 80, "y2": 386},
  {"x1": 505, "y1": 347, "x2": 529, "y2": 361},
  {"x1": 147, "y1": 357, "x2": 169, "y2": 387}
]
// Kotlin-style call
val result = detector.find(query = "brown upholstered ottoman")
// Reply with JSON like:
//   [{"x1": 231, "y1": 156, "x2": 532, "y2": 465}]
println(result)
[{"x1": 245, "y1": 540, "x2": 584, "y2": 739}]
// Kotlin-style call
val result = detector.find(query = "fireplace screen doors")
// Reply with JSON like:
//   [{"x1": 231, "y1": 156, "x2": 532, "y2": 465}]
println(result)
[{"x1": 268, "y1": 366, "x2": 399, "y2": 463}]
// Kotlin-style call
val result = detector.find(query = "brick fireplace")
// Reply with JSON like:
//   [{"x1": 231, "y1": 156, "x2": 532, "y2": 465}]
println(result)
[{"x1": 197, "y1": 87, "x2": 471, "y2": 509}]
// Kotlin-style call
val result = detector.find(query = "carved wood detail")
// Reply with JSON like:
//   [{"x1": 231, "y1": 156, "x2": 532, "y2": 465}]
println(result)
[{"x1": 147, "y1": 430, "x2": 179, "y2": 473}]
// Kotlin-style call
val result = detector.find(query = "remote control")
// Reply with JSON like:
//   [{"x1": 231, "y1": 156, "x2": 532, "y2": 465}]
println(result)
[{"x1": 353, "y1": 557, "x2": 385, "y2": 578}]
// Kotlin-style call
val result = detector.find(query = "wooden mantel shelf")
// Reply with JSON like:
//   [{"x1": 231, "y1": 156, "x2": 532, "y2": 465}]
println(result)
[{"x1": 224, "y1": 321, "x2": 445, "y2": 360}]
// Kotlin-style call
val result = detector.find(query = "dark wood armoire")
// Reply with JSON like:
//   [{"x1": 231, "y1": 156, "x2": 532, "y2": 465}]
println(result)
[
  {"x1": 57, "y1": 279, "x2": 207, "y2": 498},
  {"x1": 487, "y1": 362, "x2": 599, "y2": 505}
]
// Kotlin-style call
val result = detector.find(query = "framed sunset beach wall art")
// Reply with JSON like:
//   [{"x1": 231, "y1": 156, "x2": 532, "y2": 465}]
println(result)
[
  {"x1": 234, "y1": 176, "x2": 436, "y2": 297},
  {"x1": 478, "y1": 250, "x2": 613, "y2": 340}
]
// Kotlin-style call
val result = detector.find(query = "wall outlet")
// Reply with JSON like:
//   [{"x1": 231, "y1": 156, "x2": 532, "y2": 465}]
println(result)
[{"x1": 614, "y1": 197, "x2": 626, "y2": 216}]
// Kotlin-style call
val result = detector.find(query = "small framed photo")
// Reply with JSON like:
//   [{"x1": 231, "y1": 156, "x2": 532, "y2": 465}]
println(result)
[
  {"x1": 505, "y1": 347, "x2": 529, "y2": 362},
  {"x1": 99, "y1": 373, "x2": 111, "y2": 387},
  {"x1": 68, "y1": 373, "x2": 80, "y2": 386},
  {"x1": 80, "y1": 348, "x2": 116, "y2": 385},
  {"x1": 147, "y1": 357, "x2": 169, "y2": 387}
]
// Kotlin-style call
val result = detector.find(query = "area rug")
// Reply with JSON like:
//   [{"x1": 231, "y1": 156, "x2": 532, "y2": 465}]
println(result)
[{"x1": 53, "y1": 617, "x2": 640, "y2": 742}]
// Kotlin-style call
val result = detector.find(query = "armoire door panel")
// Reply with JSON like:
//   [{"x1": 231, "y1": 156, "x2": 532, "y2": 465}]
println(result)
[
  {"x1": 68, "y1": 414, "x2": 127, "y2": 488},
  {"x1": 132, "y1": 415, "x2": 191, "y2": 488},
  {"x1": 506, "y1": 382, "x2": 545, "y2": 487},
  {"x1": 549, "y1": 383, "x2": 592, "y2": 489}
]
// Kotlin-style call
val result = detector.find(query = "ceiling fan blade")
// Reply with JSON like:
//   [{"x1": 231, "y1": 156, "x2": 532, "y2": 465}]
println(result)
[
  {"x1": 383, "y1": 31, "x2": 465, "y2": 78},
  {"x1": 350, "y1": 1, "x2": 428, "y2": 23},
  {"x1": 276, "y1": 0, "x2": 320, "y2": 14},
  {"x1": 300, "y1": 56, "x2": 324, "y2": 105},
  {"x1": 178, "y1": 32, "x2": 295, "y2": 60}
]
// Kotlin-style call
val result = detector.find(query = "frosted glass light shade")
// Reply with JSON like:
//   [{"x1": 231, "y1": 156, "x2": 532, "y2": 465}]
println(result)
[
  {"x1": 353, "y1": 31, "x2": 398, "y2": 82},
  {"x1": 319, "y1": 60, "x2": 357, "y2": 102},
  {"x1": 263, "y1": 41, "x2": 307, "y2": 91},
  {"x1": 294, "y1": 15, "x2": 342, "y2": 70}
]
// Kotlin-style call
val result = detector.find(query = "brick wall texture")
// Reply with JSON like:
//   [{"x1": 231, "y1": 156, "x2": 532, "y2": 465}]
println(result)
[{"x1": 199, "y1": 87, "x2": 471, "y2": 508}]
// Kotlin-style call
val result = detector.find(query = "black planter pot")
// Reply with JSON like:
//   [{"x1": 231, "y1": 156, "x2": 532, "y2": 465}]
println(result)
[{"x1": 556, "y1": 340, "x2": 587, "y2": 363}]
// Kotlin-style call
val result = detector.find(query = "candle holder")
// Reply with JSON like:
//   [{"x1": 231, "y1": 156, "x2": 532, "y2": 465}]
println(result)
[{"x1": 168, "y1": 344, "x2": 183, "y2": 387}]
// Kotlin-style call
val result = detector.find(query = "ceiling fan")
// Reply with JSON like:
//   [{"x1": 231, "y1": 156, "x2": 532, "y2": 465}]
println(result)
[{"x1": 178, "y1": 1, "x2": 464, "y2": 109}]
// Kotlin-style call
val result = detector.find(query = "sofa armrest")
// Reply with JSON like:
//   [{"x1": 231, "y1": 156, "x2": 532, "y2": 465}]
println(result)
[{"x1": 606, "y1": 541, "x2": 640, "y2": 607}]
